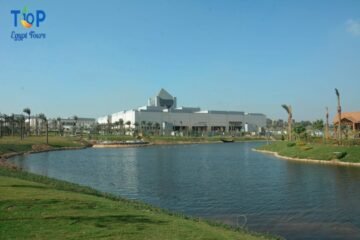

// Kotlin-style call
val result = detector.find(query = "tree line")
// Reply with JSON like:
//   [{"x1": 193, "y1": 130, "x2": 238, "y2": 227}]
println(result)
[{"x1": 280, "y1": 88, "x2": 351, "y2": 144}]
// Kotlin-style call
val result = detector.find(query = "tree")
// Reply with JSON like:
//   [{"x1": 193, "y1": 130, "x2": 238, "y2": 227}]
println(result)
[
  {"x1": 266, "y1": 118, "x2": 273, "y2": 130},
  {"x1": 38, "y1": 113, "x2": 48, "y2": 144},
  {"x1": 0, "y1": 113, "x2": 3, "y2": 138},
  {"x1": 113, "y1": 120, "x2": 120, "y2": 134},
  {"x1": 119, "y1": 119, "x2": 124, "y2": 135},
  {"x1": 23, "y1": 107, "x2": 31, "y2": 136},
  {"x1": 125, "y1": 121, "x2": 131, "y2": 134},
  {"x1": 154, "y1": 122, "x2": 161, "y2": 135},
  {"x1": 19, "y1": 115, "x2": 25, "y2": 140},
  {"x1": 106, "y1": 115, "x2": 112, "y2": 134},
  {"x1": 335, "y1": 88, "x2": 342, "y2": 144},
  {"x1": 325, "y1": 107, "x2": 330, "y2": 140},
  {"x1": 141, "y1": 121, "x2": 146, "y2": 134},
  {"x1": 35, "y1": 115, "x2": 39, "y2": 136},
  {"x1": 134, "y1": 122, "x2": 139, "y2": 135},
  {"x1": 312, "y1": 119, "x2": 324, "y2": 140},
  {"x1": 281, "y1": 104, "x2": 293, "y2": 141},
  {"x1": 293, "y1": 122, "x2": 306, "y2": 140},
  {"x1": 147, "y1": 121, "x2": 153, "y2": 135},
  {"x1": 3, "y1": 114, "x2": 9, "y2": 136},
  {"x1": 9, "y1": 114, "x2": 15, "y2": 136},
  {"x1": 312, "y1": 119, "x2": 324, "y2": 131},
  {"x1": 57, "y1": 117, "x2": 62, "y2": 136},
  {"x1": 73, "y1": 115, "x2": 78, "y2": 136}
]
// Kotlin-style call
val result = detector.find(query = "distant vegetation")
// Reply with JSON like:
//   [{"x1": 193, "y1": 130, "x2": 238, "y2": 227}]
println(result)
[{"x1": 268, "y1": 88, "x2": 359, "y2": 146}]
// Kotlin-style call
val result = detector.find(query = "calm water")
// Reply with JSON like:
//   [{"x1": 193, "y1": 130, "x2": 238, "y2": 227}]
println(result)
[{"x1": 9, "y1": 142, "x2": 360, "y2": 239}]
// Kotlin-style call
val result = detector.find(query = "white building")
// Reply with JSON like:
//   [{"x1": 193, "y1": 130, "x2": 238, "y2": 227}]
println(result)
[{"x1": 97, "y1": 89, "x2": 266, "y2": 134}]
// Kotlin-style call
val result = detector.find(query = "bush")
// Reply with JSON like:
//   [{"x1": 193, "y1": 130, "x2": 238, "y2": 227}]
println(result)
[
  {"x1": 287, "y1": 142, "x2": 296, "y2": 147},
  {"x1": 334, "y1": 151, "x2": 347, "y2": 159}
]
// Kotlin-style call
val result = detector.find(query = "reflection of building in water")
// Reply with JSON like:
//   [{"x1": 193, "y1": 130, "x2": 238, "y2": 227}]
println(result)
[
  {"x1": 114, "y1": 147, "x2": 139, "y2": 198},
  {"x1": 97, "y1": 88, "x2": 266, "y2": 135}
]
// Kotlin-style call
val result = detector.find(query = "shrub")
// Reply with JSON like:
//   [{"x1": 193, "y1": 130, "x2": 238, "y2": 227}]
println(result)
[
  {"x1": 287, "y1": 142, "x2": 296, "y2": 147},
  {"x1": 334, "y1": 151, "x2": 347, "y2": 159}
]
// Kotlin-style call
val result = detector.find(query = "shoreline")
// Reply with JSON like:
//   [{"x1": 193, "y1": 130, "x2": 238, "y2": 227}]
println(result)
[
  {"x1": 252, "y1": 148, "x2": 360, "y2": 167},
  {"x1": 0, "y1": 146, "x2": 89, "y2": 169},
  {"x1": 0, "y1": 139, "x2": 265, "y2": 166},
  {"x1": 92, "y1": 139, "x2": 268, "y2": 148},
  {"x1": 0, "y1": 140, "x2": 277, "y2": 240},
  {"x1": 1, "y1": 139, "x2": 264, "y2": 158},
  {"x1": 0, "y1": 169, "x2": 274, "y2": 240}
]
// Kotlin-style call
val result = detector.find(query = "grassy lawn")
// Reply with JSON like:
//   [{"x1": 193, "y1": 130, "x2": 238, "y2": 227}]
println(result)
[
  {"x1": 0, "y1": 168, "x2": 275, "y2": 240},
  {"x1": 256, "y1": 141, "x2": 360, "y2": 163},
  {"x1": 0, "y1": 136, "x2": 86, "y2": 155}
]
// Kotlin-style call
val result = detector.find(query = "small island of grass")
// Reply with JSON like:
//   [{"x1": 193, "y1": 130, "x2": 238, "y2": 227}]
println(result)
[{"x1": 255, "y1": 141, "x2": 360, "y2": 165}]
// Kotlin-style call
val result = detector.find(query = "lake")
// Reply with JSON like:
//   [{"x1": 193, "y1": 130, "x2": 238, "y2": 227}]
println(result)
[{"x1": 9, "y1": 142, "x2": 360, "y2": 239}]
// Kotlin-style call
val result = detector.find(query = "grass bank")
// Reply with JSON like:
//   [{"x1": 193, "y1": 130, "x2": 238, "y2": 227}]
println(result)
[
  {"x1": 0, "y1": 136, "x2": 88, "y2": 156},
  {"x1": 256, "y1": 141, "x2": 360, "y2": 164},
  {"x1": 0, "y1": 167, "x2": 276, "y2": 240}
]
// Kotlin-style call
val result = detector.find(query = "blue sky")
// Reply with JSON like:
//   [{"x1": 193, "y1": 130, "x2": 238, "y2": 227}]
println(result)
[{"x1": 0, "y1": 0, "x2": 359, "y2": 121}]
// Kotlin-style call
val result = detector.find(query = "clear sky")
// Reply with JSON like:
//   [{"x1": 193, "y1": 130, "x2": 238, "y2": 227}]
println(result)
[{"x1": 0, "y1": 0, "x2": 359, "y2": 121}]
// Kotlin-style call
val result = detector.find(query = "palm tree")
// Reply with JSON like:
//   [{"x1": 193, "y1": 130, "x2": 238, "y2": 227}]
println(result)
[
  {"x1": 73, "y1": 115, "x2": 78, "y2": 136},
  {"x1": 10, "y1": 114, "x2": 15, "y2": 136},
  {"x1": 106, "y1": 115, "x2": 112, "y2": 134},
  {"x1": 154, "y1": 122, "x2": 161, "y2": 136},
  {"x1": 134, "y1": 122, "x2": 139, "y2": 135},
  {"x1": 147, "y1": 121, "x2": 153, "y2": 135},
  {"x1": 19, "y1": 115, "x2": 25, "y2": 140},
  {"x1": 125, "y1": 121, "x2": 131, "y2": 134},
  {"x1": 38, "y1": 113, "x2": 48, "y2": 144},
  {"x1": 112, "y1": 120, "x2": 118, "y2": 134},
  {"x1": 57, "y1": 117, "x2": 62, "y2": 136},
  {"x1": 141, "y1": 121, "x2": 146, "y2": 134},
  {"x1": 335, "y1": 88, "x2": 342, "y2": 144},
  {"x1": 23, "y1": 108, "x2": 31, "y2": 136},
  {"x1": 325, "y1": 107, "x2": 330, "y2": 141},
  {"x1": 0, "y1": 113, "x2": 3, "y2": 138},
  {"x1": 3, "y1": 114, "x2": 9, "y2": 136},
  {"x1": 119, "y1": 119, "x2": 124, "y2": 135},
  {"x1": 35, "y1": 115, "x2": 39, "y2": 136},
  {"x1": 282, "y1": 104, "x2": 293, "y2": 141}
]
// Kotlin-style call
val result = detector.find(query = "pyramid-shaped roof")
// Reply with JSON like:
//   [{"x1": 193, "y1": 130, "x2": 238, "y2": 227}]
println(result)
[{"x1": 157, "y1": 88, "x2": 173, "y2": 100}]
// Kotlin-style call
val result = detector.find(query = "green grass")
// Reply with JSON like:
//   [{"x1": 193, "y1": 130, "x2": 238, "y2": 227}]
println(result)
[
  {"x1": 0, "y1": 168, "x2": 276, "y2": 240},
  {"x1": 256, "y1": 141, "x2": 360, "y2": 163},
  {"x1": 0, "y1": 136, "x2": 86, "y2": 155}
]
